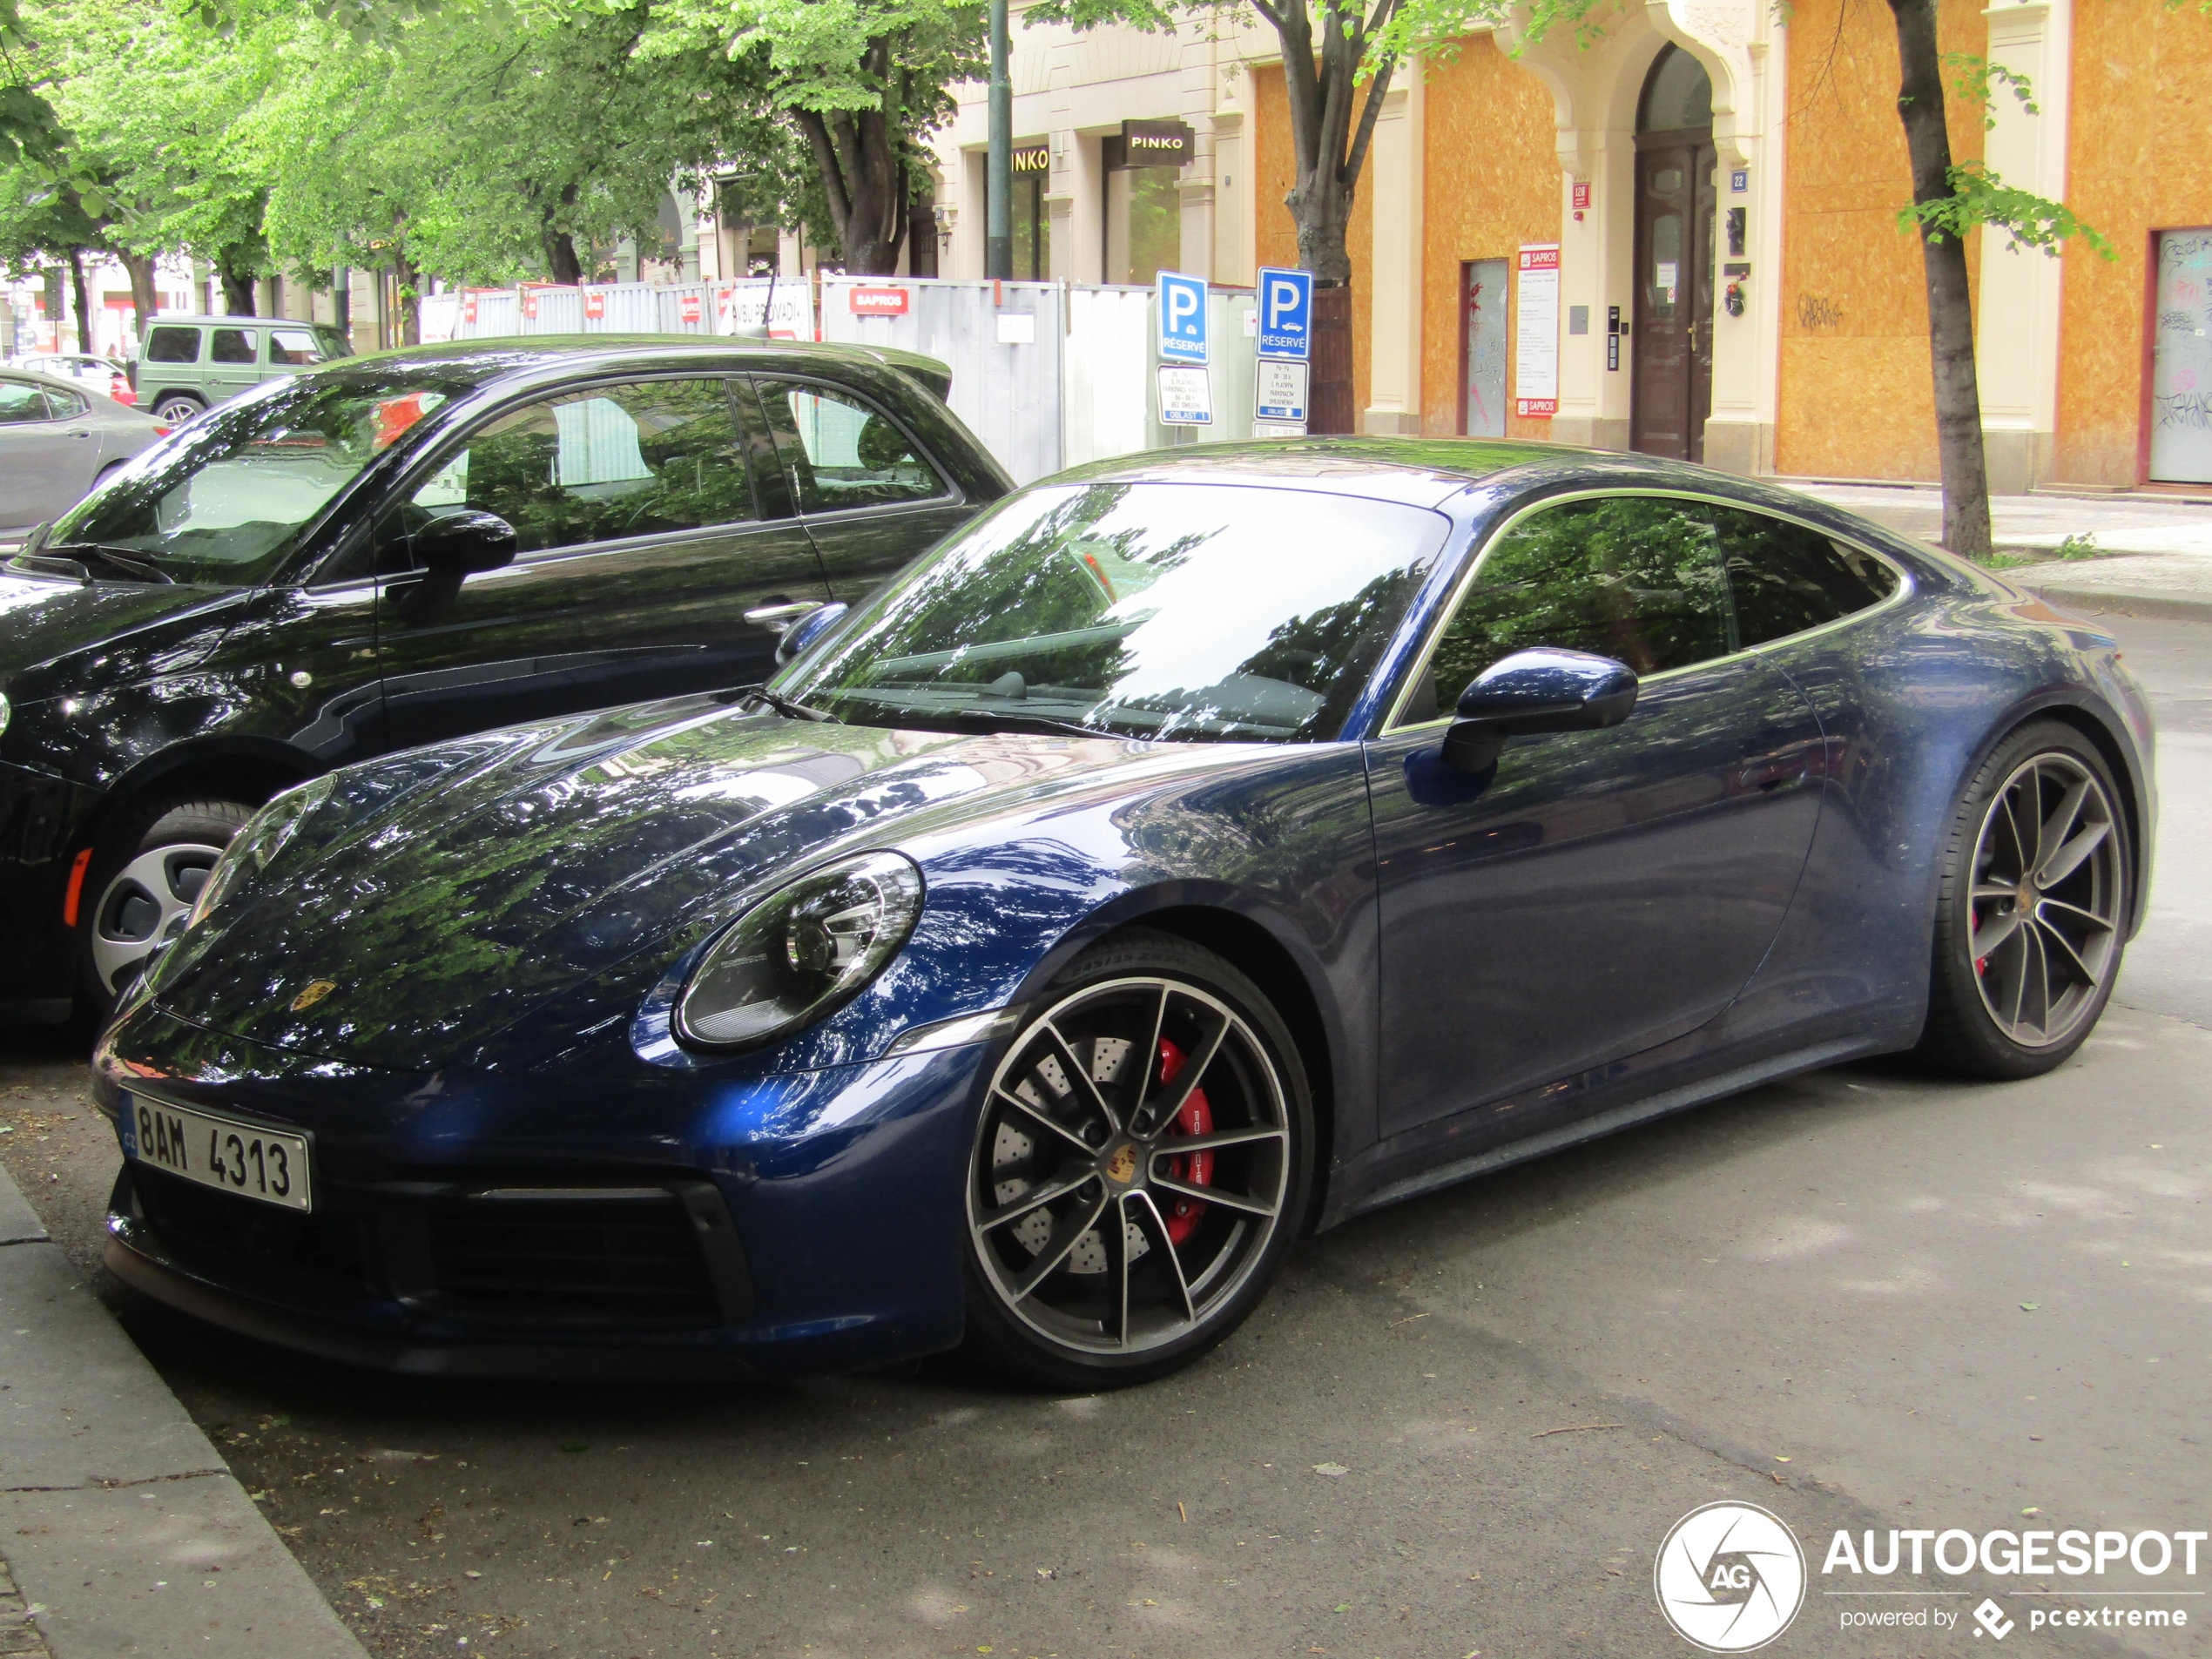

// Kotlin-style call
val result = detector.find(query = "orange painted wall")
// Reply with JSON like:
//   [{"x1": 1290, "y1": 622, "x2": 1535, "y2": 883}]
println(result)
[
  {"x1": 1418, "y1": 37, "x2": 1562, "y2": 439},
  {"x1": 1253, "y1": 64, "x2": 1374, "y2": 419},
  {"x1": 1775, "y1": 0, "x2": 1983, "y2": 480},
  {"x1": 2054, "y1": 5, "x2": 2212, "y2": 485}
]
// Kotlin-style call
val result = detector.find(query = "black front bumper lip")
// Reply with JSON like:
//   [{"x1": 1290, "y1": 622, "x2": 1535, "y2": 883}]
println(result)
[{"x1": 104, "y1": 1227, "x2": 770, "y2": 1381}]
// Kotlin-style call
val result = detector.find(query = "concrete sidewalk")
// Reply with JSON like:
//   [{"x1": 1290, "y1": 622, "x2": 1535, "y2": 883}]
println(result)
[
  {"x1": 0, "y1": 1168, "x2": 368, "y2": 1659},
  {"x1": 1796, "y1": 481, "x2": 2212, "y2": 622}
]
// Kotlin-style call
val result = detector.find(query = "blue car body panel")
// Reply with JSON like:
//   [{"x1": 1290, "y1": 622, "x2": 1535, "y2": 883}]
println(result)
[{"x1": 91, "y1": 440, "x2": 2157, "y2": 1375}]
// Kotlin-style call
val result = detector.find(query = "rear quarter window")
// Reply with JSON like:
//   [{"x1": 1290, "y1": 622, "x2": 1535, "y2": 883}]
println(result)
[
  {"x1": 1710, "y1": 504, "x2": 1901, "y2": 646},
  {"x1": 145, "y1": 327, "x2": 201, "y2": 364}
]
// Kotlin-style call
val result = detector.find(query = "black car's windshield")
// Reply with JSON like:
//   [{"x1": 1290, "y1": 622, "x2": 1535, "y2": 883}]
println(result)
[
  {"x1": 778, "y1": 481, "x2": 1452, "y2": 743},
  {"x1": 47, "y1": 371, "x2": 470, "y2": 585}
]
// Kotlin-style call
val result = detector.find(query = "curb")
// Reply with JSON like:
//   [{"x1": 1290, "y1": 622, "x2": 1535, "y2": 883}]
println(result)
[
  {"x1": 0, "y1": 1163, "x2": 370, "y2": 1659},
  {"x1": 2016, "y1": 579, "x2": 2212, "y2": 625}
]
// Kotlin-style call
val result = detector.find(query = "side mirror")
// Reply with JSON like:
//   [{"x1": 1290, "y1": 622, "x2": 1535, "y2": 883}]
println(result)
[
  {"x1": 1441, "y1": 647, "x2": 1639, "y2": 773},
  {"x1": 413, "y1": 509, "x2": 516, "y2": 575},
  {"x1": 777, "y1": 600, "x2": 849, "y2": 664}
]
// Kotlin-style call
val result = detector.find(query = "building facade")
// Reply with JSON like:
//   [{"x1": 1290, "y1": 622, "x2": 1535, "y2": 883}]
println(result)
[{"x1": 928, "y1": 0, "x2": 2212, "y2": 491}]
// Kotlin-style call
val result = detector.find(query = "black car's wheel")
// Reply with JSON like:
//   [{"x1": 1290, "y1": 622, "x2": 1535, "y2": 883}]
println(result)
[
  {"x1": 1919, "y1": 722, "x2": 2129, "y2": 1078},
  {"x1": 148, "y1": 392, "x2": 204, "y2": 425},
  {"x1": 77, "y1": 798, "x2": 253, "y2": 1013},
  {"x1": 961, "y1": 930, "x2": 1314, "y2": 1388}
]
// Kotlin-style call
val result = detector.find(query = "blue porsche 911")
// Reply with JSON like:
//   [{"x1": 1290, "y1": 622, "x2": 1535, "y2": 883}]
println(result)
[{"x1": 93, "y1": 439, "x2": 2155, "y2": 1387}]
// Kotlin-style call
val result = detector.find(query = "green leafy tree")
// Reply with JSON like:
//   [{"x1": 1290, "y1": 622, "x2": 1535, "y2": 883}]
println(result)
[{"x1": 635, "y1": 0, "x2": 985, "y2": 271}]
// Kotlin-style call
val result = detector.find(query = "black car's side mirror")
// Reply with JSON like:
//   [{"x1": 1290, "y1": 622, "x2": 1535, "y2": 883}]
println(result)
[
  {"x1": 414, "y1": 510, "x2": 517, "y2": 575},
  {"x1": 1441, "y1": 647, "x2": 1639, "y2": 773}
]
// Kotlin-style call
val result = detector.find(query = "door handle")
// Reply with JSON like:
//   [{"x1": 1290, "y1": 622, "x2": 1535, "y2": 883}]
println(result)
[
  {"x1": 744, "y1": 600, "x2": 826, "y2": 634},
  {"x1": 68, "y1": 429, "x2": 91, "y2": 439}
]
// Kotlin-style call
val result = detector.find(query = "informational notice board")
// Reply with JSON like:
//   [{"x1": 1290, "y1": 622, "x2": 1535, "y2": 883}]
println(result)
[
  {"x1": 2152, "y1": 228, "x2": 2212, "y2": 485},
  {"x1": 1514, "y1": 245, "x2": 1561, "y2": 419}
]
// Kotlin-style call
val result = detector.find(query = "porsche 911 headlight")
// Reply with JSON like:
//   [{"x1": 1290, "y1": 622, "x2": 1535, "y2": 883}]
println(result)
[
  {"x1": 675, "y1": 851, "x2": 923, "y2": 1050},
  {"x1": 186, "y1": 774, "x2": 334, "y2": 930}
]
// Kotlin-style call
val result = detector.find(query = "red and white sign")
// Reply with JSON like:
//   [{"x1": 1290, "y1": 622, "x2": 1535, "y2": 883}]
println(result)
[
  {"x1": 1571, "y1": 181, "x2": 1592, "y2": 211},
  {"x1": 679, "y1": 293, "x2": 703, "y2": 324},
  {"x1": 462, "y1": 294, "x2": 478, "y2": 325},
  {"x1": 1514, "y1": 244, "x2": 1561, "y2": 419},
  {"x1": 848, "y1": 287, "x2": 910, "y2": 316},
  {"x1": 584, "y1": 290, "x2": 606, "y2": 320},
  {"x1": 522, "y1": 291, "x2": 539, "y2": 320}
]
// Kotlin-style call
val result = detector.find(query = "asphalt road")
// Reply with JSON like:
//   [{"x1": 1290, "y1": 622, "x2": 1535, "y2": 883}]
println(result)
[{"x1": 4, "y1": 612, "x2": 2209, "y2": 1659}]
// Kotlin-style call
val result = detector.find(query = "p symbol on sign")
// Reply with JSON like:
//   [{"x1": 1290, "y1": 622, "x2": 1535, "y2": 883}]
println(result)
[{"x1": 1267, "y1": 278, "x2": 1303, "y2": 334}]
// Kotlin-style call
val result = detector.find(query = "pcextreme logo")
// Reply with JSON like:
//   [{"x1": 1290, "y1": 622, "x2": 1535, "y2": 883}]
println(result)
[{"x1": 1655, "y1": 1502, "x2": 1808, "y2": 1653}]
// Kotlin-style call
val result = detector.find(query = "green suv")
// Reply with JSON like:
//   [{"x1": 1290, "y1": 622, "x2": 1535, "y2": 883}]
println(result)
[{"x1": 132, "y1": 315, "x2": 354, "y2": 423}]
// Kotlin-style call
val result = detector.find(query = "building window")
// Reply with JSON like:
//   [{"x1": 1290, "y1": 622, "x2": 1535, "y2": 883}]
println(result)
[{"x1": 1102, "y1": 129, "x2": 1188, "y2": 287}]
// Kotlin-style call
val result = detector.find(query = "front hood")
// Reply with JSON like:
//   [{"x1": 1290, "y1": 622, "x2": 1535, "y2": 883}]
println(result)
[
  {"x1": 152, "y1": 696, "x2": 1185, "y2": 1070},
  {"x1": 0, "y1": 564, "x2": 236, "y2": 691}
]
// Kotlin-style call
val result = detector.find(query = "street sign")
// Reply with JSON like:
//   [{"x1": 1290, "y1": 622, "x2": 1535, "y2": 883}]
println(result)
[
  {"x1": 1255, "y1": 358, "x2": 1309, "y2": 423},
  {"x1": 1255, "y1": 266, "x2": 1312, "y2": 361},
  {"x1": 1157, "y1": 271, "x2": 1208, "y2": 364},
  {"x1": 1157, "y1": 364, "x2": 1212, "y2": 425},
  {"x1": 849, "y1": 287, "x2": 910, "y2": 316}
]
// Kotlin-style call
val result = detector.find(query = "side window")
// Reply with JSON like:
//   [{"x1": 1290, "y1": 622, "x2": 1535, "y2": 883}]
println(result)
[
  {"x1": 145, "y1": 327, "x2": 201, "y2": 364},
  {"x1": 211, "y1": 328, "x2": 259, "y2": 364},
  {"x1": 757, "y1": 380, "x2": 943, "y2": 512},
  {"x1": 397, "y1": 378, "x2": 755, "y2": 560},
  {"x1": 0, "y1": 381, "x2": 51, "y2": 423},
  {"x1": 1710, "y1": 504, "x2": 1900, "y2": 645},
  {"x1": 1407, "y1": 496, "x2": 1735, "y2": 722},
  {"x1": 269, "y1": 327, "x2": 327, "y2": 367}
]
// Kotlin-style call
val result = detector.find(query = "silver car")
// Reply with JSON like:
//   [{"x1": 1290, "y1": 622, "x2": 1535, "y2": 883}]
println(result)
[
  {"x1": 0, "y1": 365, "x2": 169, "y2": 538},
  {"x1": 9, "y1": 352, "x2": 138, "y2": 408}
]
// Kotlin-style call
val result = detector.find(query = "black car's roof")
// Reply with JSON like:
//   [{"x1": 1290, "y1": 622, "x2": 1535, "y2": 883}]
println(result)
[{"x1": 339, "y1": 334, "x2": 954, "y2": 400}]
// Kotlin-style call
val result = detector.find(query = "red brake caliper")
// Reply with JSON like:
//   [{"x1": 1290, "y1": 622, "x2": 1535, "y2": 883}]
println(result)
[{"x1": 1156, "y1": 1037, "x2": 1214, "y2": 1244}]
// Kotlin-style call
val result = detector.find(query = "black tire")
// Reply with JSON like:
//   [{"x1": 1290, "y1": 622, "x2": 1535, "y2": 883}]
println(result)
[
  {"x1": 76, "y1": 798, "x2": 253, "y2": 1015},
  {"x1": 148, "y1": 392, "x2": 204, "y2": 425},
  {"x1": 960, "y1": 928, "x2": 1315, "y2": 1389},
  {"x1": 1917, "y1": 721, "x2": 2130, "y2": 1078}
]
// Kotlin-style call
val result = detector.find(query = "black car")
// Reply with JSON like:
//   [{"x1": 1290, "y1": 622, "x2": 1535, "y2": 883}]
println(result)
[{"x1": 0, "y1": 337, "x2": 1010, "y2": 1023}]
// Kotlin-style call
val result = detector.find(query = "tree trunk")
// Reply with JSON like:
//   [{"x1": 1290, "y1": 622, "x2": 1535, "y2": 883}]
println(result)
[
  {"x1": 119, "y1": 251, "x2": 158, "y2": 333},
  {"x1": 1887, "y1": 0, "x2": 1992, "y2": 560},
  {"x1": 791, "y1": 38, "x2": 912, "y2": 273},
  {"x1": 543, "y1": 222, "x2": 584, "y2": 285},
  {"x1": 218, "y1": 256, "x2": 256, "y2": 315},
  {"x1": 1266, "y1": 0, "x2": 1398, "y2": 432},
  {"x1": 395, "y1": 256, "x2": 422, "y2": 346},
  {"x1": 66, "y1": 247, "x2": 92, "y2": 353}
]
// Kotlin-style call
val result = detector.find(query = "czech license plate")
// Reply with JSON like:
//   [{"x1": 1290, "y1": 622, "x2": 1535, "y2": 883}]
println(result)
[{"x1": 118, "y1": 1091, "x2": 314, "y2": 1212}]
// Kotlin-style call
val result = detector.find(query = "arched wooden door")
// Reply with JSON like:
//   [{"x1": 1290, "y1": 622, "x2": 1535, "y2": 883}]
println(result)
[{"x1": 1630, "y1": 45, "x2": 1717, "y2": 462}]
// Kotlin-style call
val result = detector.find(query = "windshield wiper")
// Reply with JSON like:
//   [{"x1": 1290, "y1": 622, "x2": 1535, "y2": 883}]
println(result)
[
  {"x1": 45, "y1": 543, "x2": 174, "y2": 584},
  {"x1": 733, "y1": 684, "x2": 840, "y2": 724},
  {"x1": 930, "y1": 708, "x2": 1130, "y2": 742}
]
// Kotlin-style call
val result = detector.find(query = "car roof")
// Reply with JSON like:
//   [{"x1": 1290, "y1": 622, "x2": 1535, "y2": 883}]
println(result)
[
  {"x1": 352, "y1": 334, "x2": 955, "y2": 400},
  {"x1": 0, "y1": 363, "x2": 111, "y2": 395},
  {"x1": 1046, "y1": 436, "x2": 1622, "y2": 509},
  {"x1": 141, "y1": 315, "x2": 334, "y2": 329}
]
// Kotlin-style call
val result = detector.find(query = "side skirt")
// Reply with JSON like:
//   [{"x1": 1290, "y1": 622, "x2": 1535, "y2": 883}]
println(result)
[{"x1": 1321, "y1": 1033, "x2": 1897, "y2": 1230}]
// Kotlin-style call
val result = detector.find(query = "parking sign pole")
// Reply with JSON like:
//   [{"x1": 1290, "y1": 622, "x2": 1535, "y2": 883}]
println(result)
[{"x1": 985, "y1": 0, "x2": 1013, "y2": 281}]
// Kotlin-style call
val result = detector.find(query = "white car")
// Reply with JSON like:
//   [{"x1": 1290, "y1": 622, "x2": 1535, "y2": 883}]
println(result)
[
  {"x1": 9, "y1": 352, "x2": 138, "y2": 408},
  {"x1": 0, "y1": 365, "x2": 169, "y2": 537}
]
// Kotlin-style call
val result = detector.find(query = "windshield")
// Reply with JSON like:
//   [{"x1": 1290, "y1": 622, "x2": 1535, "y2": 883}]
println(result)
[
  {"x1": 778, "y1": 481, "x2": 1451, "y2": 743},
  {"x1": 46, "y1": 371, "x2": 470, "y2": 585}
]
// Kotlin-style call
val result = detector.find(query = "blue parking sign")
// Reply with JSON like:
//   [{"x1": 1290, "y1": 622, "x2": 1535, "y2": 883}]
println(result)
[
  {"x1": 1157, "y1": 271, "x2": 1209, "y2": 364},
  {"x1": 1256, "y1": 266, "x2": 1312, "y2": 360}
]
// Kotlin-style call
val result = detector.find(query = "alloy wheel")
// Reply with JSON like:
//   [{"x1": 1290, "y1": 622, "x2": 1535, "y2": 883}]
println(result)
[
  {"x1": 90, "y1": 842, "x2": 227, "y2": 994},
  {"x1": 1967, "y1": 752, "x2": 2123, "y2": 1049},
  {"x1": 968, "y1": 976, "x2": 1292, "y2": 1358}
]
